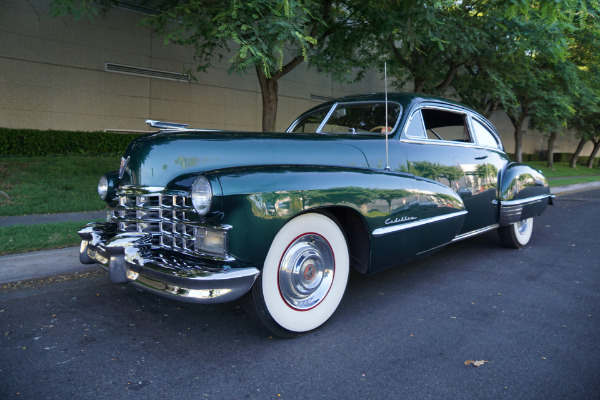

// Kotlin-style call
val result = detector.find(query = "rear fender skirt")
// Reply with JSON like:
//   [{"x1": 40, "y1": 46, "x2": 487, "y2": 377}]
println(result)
[
  {"x1": 494, "y1": 194, "x2": 554, "y2": 225},
  {"x1": 498, "y1": 163, "x2": 552, "y2": 225}
]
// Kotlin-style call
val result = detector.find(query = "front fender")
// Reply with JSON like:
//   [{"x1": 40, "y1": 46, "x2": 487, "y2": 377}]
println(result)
[
  {"x1": 205, "y1": 165, "x2": 421, "y2": 266},
  {"x1": 498, "y1": 163, "x2": 552, "y2": 225}
]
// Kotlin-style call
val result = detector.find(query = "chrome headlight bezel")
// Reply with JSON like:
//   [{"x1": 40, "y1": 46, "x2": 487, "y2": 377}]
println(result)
[
  {"x1": 191, "y1": 175, "x2": 212, "y2": 216},
  {"x1": 98, "y1": 175, "x2": 109, "y2": 200}
]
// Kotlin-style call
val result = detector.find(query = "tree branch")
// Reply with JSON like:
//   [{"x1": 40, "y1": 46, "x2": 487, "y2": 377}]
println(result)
[
  {"x1": 435, "y1": 61, "x2": 461, "y2": 91},
  {"x1": 388, "y1": 35, "x2": 411, "y2": 69}
]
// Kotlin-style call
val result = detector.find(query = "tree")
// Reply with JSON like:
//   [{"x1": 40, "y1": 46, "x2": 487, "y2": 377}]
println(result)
[
  {"x1": 447, "y1": 1, "x2": 594, "y2": 164},
  {"x1": 569, "y1": 111, "x2": 600, "y2": 168},
  {"x1": 51, "y1": 0, "x2": 368, "y2": 132},
  {"x1": 355, "y1": 0, "x2": 490, "y2": 95},
  {"x1": 565, "y1": 2, "x2": 600, "y2": 168},
  {"x1": 528, "y1": 61, "x2": 577, "y2": 169}
]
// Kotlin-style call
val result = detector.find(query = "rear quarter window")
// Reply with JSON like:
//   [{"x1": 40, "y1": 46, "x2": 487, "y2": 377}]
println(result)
[{"x1": 472, "y1": 119, "x2": 501, "y2": 149}]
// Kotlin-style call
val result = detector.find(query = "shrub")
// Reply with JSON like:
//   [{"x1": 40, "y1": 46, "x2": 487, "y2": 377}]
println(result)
[{"x1": 0, "y1": 128, "x2": 141, "y2": 156}]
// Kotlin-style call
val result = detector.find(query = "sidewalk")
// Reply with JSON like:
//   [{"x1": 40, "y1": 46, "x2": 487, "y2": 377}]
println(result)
[
  {"x1": 1, "y1": 182, "x2": 598, "y2": 285},
  {"x1": 0, "y1": 210, "x2": 105, "y2": 227},
  {"x1": 550, "y1": 180, "x2": 600, "y2": 194},
  {"x1": 0, "y1": 247, "x2": 97, "y2": 284}
]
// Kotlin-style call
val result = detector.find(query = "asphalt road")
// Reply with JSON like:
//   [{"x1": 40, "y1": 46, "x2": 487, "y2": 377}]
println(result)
[{"x1": 1, "y1": 190, "x2": 598, "y2": 400}]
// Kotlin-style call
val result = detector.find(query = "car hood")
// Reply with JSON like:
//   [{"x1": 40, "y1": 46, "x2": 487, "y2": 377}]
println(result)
[{"x1": 119, "y1": 131, "x2": 371, "y2": 188}]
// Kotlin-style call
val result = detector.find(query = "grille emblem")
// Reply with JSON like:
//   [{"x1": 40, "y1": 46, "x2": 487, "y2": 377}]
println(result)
[{"x1": 119, "y1": 156, "x2": 130, "y2": 179}]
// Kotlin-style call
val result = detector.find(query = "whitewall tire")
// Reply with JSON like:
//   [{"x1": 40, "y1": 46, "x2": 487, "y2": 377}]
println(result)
[
  {"x1": 249, "y1": 213, "x2": 349, "y2": 337},
  {"x1": 498, "y1": 217, "x2": 534, "y2": 249}
]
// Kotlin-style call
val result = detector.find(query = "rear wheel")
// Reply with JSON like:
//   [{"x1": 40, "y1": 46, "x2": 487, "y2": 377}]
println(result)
[
  {"x1": 248, "y1": 213, "x2": 349, "y2": 338},
  {"x1": 498, "y1": 217, "x2": 534, "y2": 248}
]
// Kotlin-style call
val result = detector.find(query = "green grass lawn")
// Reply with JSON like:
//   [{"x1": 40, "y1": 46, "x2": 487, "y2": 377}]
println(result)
[
  {"x1": 0, "y1": 156, "x2": 118, "y2": 216},
  {"x1": 0, "y1": 221, "x2": 94, "y2": 256},
  {"x1": 526, "y1": 161, "x2": 600, "y2": 186}
]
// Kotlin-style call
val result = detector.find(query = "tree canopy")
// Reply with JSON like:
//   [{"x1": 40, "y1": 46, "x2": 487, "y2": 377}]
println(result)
[{"x1": 51, "y1": 0, "x2": 600, "y2": 166}]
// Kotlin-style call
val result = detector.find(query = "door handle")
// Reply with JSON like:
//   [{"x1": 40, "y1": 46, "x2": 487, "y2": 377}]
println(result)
[{"x1": 475, "y1": 155, "x2": 488, "y2": 160}]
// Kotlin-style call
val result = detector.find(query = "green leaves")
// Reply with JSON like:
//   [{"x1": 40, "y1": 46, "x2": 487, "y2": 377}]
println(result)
[{"x1": 145, "y1": 0, "x2": 322, "y2": 79}]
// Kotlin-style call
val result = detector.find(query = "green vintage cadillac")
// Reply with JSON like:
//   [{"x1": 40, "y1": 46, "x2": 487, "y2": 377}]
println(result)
[{"x1": 79, "y1": 93, "x2": 553, "y2": 337}]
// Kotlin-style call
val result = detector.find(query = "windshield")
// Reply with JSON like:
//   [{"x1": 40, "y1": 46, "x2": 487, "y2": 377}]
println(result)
[{"x1": 289, "y1": 102, "x2": 402, "y2": 135}]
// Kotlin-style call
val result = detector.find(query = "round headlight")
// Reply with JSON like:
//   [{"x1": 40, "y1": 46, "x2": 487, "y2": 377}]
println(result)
[
  {"x1": 191, "y1": 175, "x2": 212, "y2": 216},
  {"x1": 98, "y1": 175, "x2": 108, "y2": 200}
]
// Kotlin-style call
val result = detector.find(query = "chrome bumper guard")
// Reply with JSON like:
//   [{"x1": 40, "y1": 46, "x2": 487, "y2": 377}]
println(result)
[{"x1": 78, "y1": 223, "x2": 259, "y2": 304}]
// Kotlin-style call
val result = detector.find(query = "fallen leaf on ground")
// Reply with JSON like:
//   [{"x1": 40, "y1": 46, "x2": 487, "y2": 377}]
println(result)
[{"x1": 464, "y1": 360, "x2": 490, "y2": 367}]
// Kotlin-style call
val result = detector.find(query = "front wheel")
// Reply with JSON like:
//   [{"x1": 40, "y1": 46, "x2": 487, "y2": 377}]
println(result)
[
  {"x1": 498, "y1": 217, "x2": 534, "y2": 249},
  {"x1": 248, "y1": 213, "x2": 349, "y2": 338}
]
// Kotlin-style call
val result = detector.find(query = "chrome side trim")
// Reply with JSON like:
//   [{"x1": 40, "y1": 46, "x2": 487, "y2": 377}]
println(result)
[
  {"x1": 400, "y1": 138, "x2": 478, "y2": 149},
  {"x1": 452, "y1": 224, "x2": 499, "y2": 243},
  {"x1": 373, "y1": 210, "x2": 468, "y2": 237},
  {"x1": 496, "y1": 193, "x2": 553, "y2": 206},
  {"x1": 499, "y1": 204, "x2": 523, "y2": 225}
]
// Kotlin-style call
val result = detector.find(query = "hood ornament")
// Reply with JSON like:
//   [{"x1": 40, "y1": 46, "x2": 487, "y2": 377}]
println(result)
[{"x1": 119, "y1": 156, "x2": 130, "y2": 179}]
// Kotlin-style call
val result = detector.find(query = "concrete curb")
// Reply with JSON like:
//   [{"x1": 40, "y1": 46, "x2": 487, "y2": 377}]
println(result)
[
  {"x1": 0, "y1": 211, "x2": 105, "y2": 227},
  {"x1": 0, "y1": 246, "x2": 98, "y2": 285},
  {"x1": 550, "y1": 181, "x2": 600, "y2": 195}
]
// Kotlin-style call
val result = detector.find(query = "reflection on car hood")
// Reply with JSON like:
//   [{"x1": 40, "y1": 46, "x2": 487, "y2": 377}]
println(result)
[{"x1": 120, "y1": 131, "x2": 370, "y2": 187}]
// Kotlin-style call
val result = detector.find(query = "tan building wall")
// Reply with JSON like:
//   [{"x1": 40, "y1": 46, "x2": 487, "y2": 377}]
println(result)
[
  {"x1": 0, "y1": 0, "x2": 593, "y2": 157},
  {"x1": 0, "y1": 0, "x2": 385, "y2": 133}
]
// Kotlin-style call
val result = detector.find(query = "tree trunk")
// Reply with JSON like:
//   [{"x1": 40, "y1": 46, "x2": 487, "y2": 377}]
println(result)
[
  {"x1": 569, "y1": 138, "x2": 587, "y2": 168},
  {"x1": 507, "y1": 103, "x2": 528, "y2": 164},
  {"x1": 256, "y1": 67, "x2": 279, "y2": 132},
  {"x1": 546, "y1": 131, "x2": 558, "y2": 169},
  {"x1": 586, "y1": 138, "x2": 600, "y2": 168},
  {"x1": 435, "y1": 61, "x2": 460, "y2": 93},
  {"x1": 514, "y1": 126, "x2": 523, "y2": 163},
  {"x1": 413, "y1": 76, "x2": 425, "y2": 93}
]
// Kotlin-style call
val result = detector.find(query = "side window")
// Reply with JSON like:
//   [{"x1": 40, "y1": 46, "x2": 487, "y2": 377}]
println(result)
[
  {"x1": 421, "y1": 109, "x2": 472, "y2": 143},
  {"x1": 405, "y1": 110, "x2": 426, "y2": 139},
  {"x1": 472, "y1": 119, "x2": 501, "y2": 149}
]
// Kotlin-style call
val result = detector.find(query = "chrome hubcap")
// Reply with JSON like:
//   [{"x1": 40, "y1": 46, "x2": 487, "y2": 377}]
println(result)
[
  {"x1": 278, "y1": 234, "x2": 334, "y2": 310},
  {"x1": 516, "y1": 219, "x2": 528, "y2": 235}
]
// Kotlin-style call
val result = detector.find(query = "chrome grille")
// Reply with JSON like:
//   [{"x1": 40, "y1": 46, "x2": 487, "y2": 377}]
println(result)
[{"x1": 112, "y1": 189, "x2": 198, "y2": 253}]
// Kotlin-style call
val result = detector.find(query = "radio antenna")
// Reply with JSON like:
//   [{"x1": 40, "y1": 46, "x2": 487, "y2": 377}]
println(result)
[{"x1": 384, "y1": 62, "x2": 390, "y2": 171}]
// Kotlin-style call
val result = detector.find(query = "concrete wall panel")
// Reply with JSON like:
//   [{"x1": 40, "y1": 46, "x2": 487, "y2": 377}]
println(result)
[
  {"x1": 104, "y1": 73, "x2": 150, "y2": 99},
  {"x1": 105, "y1": 94, "x2": 149, "y2": 120},
  {"x1": 0, "y1": 109, "x2": 52, "y2": 130},
  {"x1": 51, "y1": 112, "x2": 107, "y2": 131}
]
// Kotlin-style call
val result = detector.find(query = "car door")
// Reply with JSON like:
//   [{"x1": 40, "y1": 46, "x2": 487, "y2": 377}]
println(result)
[{"x1": 401, "y1": 104, "x2": 505, "y2": 238}]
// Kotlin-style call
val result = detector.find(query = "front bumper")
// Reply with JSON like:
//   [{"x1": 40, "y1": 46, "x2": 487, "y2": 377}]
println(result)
[{"x1": 78, "y1": 222, "x2": 260, "y2": 304}]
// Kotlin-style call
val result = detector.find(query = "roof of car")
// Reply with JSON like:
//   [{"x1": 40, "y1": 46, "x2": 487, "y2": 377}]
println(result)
[{"x1": 301, "y1": 92, "x2": 467, "y2": 115}]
